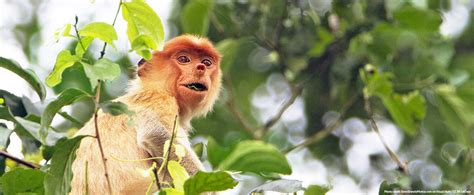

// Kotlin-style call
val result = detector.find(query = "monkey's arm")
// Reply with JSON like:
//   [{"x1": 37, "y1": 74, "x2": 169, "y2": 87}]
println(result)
[{"x1": 135, "y1": 115, "x2": 202, "y2": 175}]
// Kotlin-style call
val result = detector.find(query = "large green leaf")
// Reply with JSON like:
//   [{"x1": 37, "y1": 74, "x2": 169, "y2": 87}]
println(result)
[
  {"x1": 0, "y1": 57, "x2": 46, "y2": 100},
  {"x1": 0, "y1": 168, "x2": 46, "y2": 195},
  {"x1": 45, "y1": 50, "x2": 81, "y2": 87},
  {"x1": 0, "y1": 106, "x2": 63, "y2": 146},
  {"x1": 40, "y1": 89, "x2": 89, "y2": 142},
  {"x1": 78, "y1": 22, "x2": 117, "y2": 46},
  {"x1": 82, "y1": 58, "x2": 121, "y2": 88},
  {"x1": 180, "y1": 0, "x2": 214, "y2": 35},
  {"x1": 393, "y1": 5, "x2": 442, "y2": 33},
  {"x1": 215, "y1": 39, "x2": 240, "y2": 74},
  {"x1": 122, "y1": 0, "x2": 165, "y2": 58},
  {"x1": 435, "y1": 85, "x2": 472, "y2": 145},
  {"x1": 44, "y1": 136, "x2": 87, "y2": 195},
  {"x1": 218, "y1": 141, "x2": 292, "y2": 174},
  {"x1": 183, "y1": 171, "x2": 238, "y2": 195}
]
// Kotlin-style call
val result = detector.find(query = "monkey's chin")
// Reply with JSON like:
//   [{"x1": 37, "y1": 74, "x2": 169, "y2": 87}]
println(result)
[{"x1": 178, "y1": 86, "x2": 207, "y2": 99}]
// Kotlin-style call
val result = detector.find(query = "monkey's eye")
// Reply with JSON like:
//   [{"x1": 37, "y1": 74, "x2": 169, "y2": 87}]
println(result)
[
  {"x1": 202, "y1": 59, "x2": 212, "y2": 66},
  {"x1": 177, "y1": 56, "x2": 191, "y2": 63}
]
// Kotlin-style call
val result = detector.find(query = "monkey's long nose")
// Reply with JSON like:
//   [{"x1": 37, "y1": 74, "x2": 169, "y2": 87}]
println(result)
[
  {"x1": 196, "y1": 63, "x2": 205, "y2": 71},
  {"x1": 196, "y1": 64, "x2": 206, "y2": 75}
]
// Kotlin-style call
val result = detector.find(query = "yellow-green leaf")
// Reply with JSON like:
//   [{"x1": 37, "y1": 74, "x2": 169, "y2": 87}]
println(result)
[
  {"x1": 45, "y1": 50, "x2": 81, "y2": 87},
  {"x1": 122, "y1": 0, "x2": 165, "y2": 57},
  {"x1": 168, "y1": 160, "x2": 189, "y2": 191},
  {"x1": 78, "y1": 22, "x2": 117, "y2": 46},
  {"x1": 184, "y1": 171, "x2": 237, "y2": 194},
  {"x1": 82, "y1": 58, "x2": 121, "y2": 88}
]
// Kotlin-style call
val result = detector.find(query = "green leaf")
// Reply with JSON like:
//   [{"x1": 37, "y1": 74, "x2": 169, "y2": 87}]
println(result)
[
  {"x1": 216, "y1": 39, "x2": 240, "y2": 74},
  {"x1": 435, "y1": 85, "x2": 472, "y2": 145},
  {"x1": 78, "y1": 22, "x2": 117, "y2": 46},
  {"x1": 0, "y1": 106, "x2": 64, "y2": 146},
  {"x1": 159, "y1": 188, "x2": 184, "y2": 195},
  {"x1": 75, "y1": 36, "x2": 94, "y2": 57},
  {"x1": 0, "y1": 123, "x2": 12, "y2": 149},
  {"x1": 0, "y1": 168, "x2": 46, "y2": 195},
  {"x1": 44, "y1": 136, "x2": 88, "y2": 195},
  {"x1": 0, "y1": 57, "x2": 46, "y2": 100},
  {"x1": 361, "y1": 66, "x2": 426, "y2": 136},
  {"x1": 218, "y1": 140, "x2": 292, "y2": 174},
  {"x1": 184, "y1": 171, "x2": 238, "y2": 194},
  {"x1": 180, "y1": 0, "x2": 214, "y2": 35},
  {"x1": 82, "y1": 58, "x2": 121, "y2": 88},
  {"x1": 168, "y1": 161, "x2": 189, "y2": 191},
  {"x1": 305, "y1": 185, "x2": 330, "y2": 195},
  {"x1": 122, "y1": 0, "x2": 165, "y2": 57},
  {"x1": 45, "y1": 50, "x2": 81, "y2": 87},
  {"x1": 40, "y1": 89, "x2": 89, "y2": 143},
  {"x1": 100, "y1": 101, "x2": 133, "y2": 116},
  {"x1": 252, "y1": 179, "x2": 304, "y2": 193},
  {"x1": 131, "y1": 35, "x2": 156, "y2": 60},
  {"x1": 378, "y1": 180, "x2": 402, "y2": 195},
  {"x1": 393, "y1": 5, "x2": 442, "y2": 33},
  {"x1": 206, "y1": 137, "x2": 232, "y2": 168}
]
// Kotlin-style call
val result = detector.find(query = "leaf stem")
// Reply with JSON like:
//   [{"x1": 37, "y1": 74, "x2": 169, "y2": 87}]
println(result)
[{"x1": 0, "y1": 150, "x2": 40, "y2": 169}]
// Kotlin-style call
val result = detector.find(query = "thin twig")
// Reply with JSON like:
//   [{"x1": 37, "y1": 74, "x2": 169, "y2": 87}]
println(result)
[
  {"x1": 92, "y1": 81, "x2": 113, "y2": 194},
  {"x1": 157, "y1": 115, "x2": 178, "y2": 187},
  {"x1": 73, "y1": 16, "x2": 87, "y2": 54},
  {"x1": 284, "y1": 94, "x2": 359, "y2": 154},
  {"x1": 363, "y1": 94, "x2": 408, "y2": 174},
  {"x1": 91, "y1": 1, "x2": 123, "y2": 193},
  {"x1": 255, "y1": 83, "x2": 303, "y2": 138},
  {"x1": 99, "y1": 0, "x2": 122, "y2": 59},
  {"x1": 152, "y1": 165, "x2": 161, "y2": 191},
  {"x1": 223, "y1": 77, "x2": 256, "y2": 138},
  {"x1": 0, "y1": 150, "x2": 40, "y2": 169}
]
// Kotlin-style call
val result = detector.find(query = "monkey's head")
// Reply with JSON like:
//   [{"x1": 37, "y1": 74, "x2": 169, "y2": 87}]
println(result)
[{"x1": 138, "y1": 35, "x2": 222, "y2": 126}]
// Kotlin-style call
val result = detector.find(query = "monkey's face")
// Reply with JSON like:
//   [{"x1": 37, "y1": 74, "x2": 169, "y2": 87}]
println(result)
[
  {"x1": 173, "y1": 50, "x2": 219, "y2": 106},
  {"x1": 138, "y1": 35, "x2": 222, "y2": 120}
]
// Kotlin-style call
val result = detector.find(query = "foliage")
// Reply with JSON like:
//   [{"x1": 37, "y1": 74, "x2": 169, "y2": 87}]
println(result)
[{"x1": 0, "y1": 0, "x2": 473, "y2": 194}]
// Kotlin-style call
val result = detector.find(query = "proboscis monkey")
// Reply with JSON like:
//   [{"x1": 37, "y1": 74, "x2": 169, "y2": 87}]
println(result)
[{"x1": 71, "y1": 35, "x2": 221, "y2": 194}]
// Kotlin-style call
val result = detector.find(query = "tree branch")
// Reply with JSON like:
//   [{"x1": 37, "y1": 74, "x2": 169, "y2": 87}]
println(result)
[
  {"x1": 284, "y1": 94, "x2": 359, "y2": 154},
  {"x1": 0, "y1": 150, "x2": 40, "y2": 169},
  {"x1": 91, "y1": 1, "x2": 123, "y2": 193},
  {"x1": 364, "y1": 94, "x2": 408, "y2": 174},
  {"x1": 224, "y1": 77, "x2": 257, "y2": 139}
]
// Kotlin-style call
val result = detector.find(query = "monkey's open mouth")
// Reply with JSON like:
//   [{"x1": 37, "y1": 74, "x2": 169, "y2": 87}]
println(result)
[{"x1": 184, "y1": 83, "x2": 208, "y2": 91}]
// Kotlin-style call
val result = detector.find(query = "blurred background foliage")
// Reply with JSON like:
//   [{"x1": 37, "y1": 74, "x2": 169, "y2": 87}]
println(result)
[{"x1": 0, "y1": 0, "x2": 473, "y2": 194}]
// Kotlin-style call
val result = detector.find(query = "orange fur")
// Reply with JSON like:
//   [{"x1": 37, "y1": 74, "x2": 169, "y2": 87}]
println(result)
[{"x1": 71, "y1": 35, "x2": 221, "y2": 194}]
